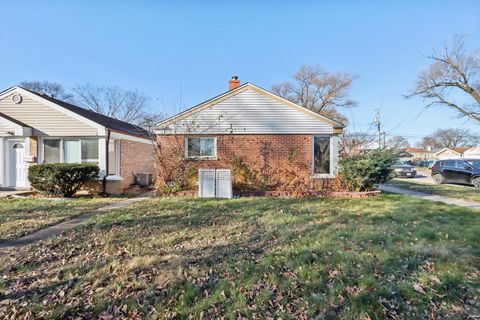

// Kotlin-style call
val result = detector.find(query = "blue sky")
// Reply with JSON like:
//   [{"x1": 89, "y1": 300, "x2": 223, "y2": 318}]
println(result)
[{"x1": 1, "y1": 0, "x2": 479, "y2": 143}]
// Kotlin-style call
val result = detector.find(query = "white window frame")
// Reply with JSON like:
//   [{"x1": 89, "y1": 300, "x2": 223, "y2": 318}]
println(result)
[
  {"x1": 312, "y1": 135, "x2": 338, "y2": 179},
  {"x1": 108, "y1": 139, "x2": 121, "y2": 176},
  {"x1": 41, "y1": 137, "x2": 100, "y2": 164},
  {"x1": 184, "y1": 137, "x2": 217, "y2": 160}
]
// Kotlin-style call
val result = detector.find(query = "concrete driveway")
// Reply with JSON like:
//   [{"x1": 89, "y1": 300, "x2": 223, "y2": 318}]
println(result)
[
  {"x1": 397, "y1": 169, "x2": 476, "y2": 189},
  {"x1": 411, "y1": 171, "x2": 435, "y2": 184}
]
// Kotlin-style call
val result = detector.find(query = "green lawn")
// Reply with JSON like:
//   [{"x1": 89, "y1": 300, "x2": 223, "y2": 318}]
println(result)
[
  {"x1": 389, "y1": 178, "x2": 480, "y2": 202},
  {"x1": 0, "y1": 195, "x2": 479, "y2": 319},
  {"x1": 0, "y1": 197, "x2": 120, "y2": 241}
]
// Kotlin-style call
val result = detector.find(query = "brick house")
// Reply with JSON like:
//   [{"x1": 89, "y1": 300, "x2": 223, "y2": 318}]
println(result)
[
  {"x1": 0, "y1": 86, "x2": 155, "y2": 194},
  {"x1": 155, "y1": 77, "x2": 345, "y2": 192}
]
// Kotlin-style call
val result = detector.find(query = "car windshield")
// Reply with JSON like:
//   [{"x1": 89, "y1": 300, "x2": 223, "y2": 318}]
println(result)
[
  {"x1": 465, "y1": 160, "x2": 480, "y2": 168},
  {"x1": 394, "y1": 161, "x2": 404, "y2": 166}
]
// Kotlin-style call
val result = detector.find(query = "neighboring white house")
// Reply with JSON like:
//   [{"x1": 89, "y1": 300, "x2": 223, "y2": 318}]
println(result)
[
  {"x1": 434, "y1": 147, "x2": 470, "y2": 160},
  {"x1": 404, "y1": 148, "x2": 435, "y2": 161},
  {"x1": 464, "y1": 146, "x2": 480, "y2": 159},
  {"x1": 0, "y1": 86, "x2": 155, "y2": 193}
]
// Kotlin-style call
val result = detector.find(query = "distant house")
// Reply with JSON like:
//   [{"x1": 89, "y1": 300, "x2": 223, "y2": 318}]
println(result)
[
  {"x1": 464, "y1": 146, "x2": 480, "y2": 159},
  {"x1": 404, "y1": 147, "x2": 435, "y2": 161},
  {"x1": 434, "y1": 147, "x2": 470, "y2": 160},
  {"x1": 0, "y1": 86, "x2": 155, "y2": 193},
  {"x1": 350, "y1": 141, "x2": 379, "y2": 155},
  {"x1": 155, "y1": 77, "x2": 345, "y2": 191},
  {"x1": 397, "y1": 151, "x2": 414, "y2": 162}
]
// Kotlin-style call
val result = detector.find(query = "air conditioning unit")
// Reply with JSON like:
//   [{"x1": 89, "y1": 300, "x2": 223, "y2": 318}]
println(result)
[{"x1": 135, "y1": 172, "x2": 153, "y2": 187}]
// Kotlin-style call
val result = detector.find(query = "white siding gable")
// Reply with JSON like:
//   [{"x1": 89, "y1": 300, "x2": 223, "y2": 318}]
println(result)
[
  {"x1": 465, "y1": 146, "x2": 480, "y2": 158},
  {"x1": 164, "y1": 89, "x2": 335, "y2": 135},
  {"x1": 0, "y1": 91, "x2": 98, "y2": 137}
]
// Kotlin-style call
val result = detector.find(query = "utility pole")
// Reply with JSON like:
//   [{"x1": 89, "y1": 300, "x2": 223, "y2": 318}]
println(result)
[
  {"x1": 383, "y1": 131, "x2": 386, "y2": 149},
  {"x1": 374, "y1": 109, "x2": 381, "y2": 149}
]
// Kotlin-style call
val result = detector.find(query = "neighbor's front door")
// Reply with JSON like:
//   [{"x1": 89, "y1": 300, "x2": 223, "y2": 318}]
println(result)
[{"x1": 7, "y1": 140, "x2": 27, "y2": 188}]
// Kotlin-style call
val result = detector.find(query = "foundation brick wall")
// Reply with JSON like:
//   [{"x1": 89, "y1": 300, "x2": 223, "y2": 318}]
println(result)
[
  {"x1": 156, "y1": 134, "x2": 334, "y2": 190},
  {"x1": 119, "y1": 139, "x2": 156, "y2": 190}
]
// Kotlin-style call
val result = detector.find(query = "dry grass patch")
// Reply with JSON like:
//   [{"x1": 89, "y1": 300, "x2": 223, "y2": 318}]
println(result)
[
  {"x1": 0, "y1": 195, "x2": 479, "y2": 319},
  {"x1": 0, "y1": 197, "x2": 121, "y2": 241}
]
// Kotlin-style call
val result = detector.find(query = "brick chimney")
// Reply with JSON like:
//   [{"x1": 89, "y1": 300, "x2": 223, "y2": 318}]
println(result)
[{"x1": 229, "y1": 76, "x2": 240, "y2": 90}]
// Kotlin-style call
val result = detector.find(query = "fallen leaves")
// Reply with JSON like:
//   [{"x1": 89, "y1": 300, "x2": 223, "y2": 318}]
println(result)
[
  {"x1": 412, "y1": 283, "x2": 426, "y2": 294},
  {"x1": 1, "y1": 197, "x2": 479, "y2": 319},
  {"x1": 429, "y1": 275, "x2": 442, "y2": 286}
]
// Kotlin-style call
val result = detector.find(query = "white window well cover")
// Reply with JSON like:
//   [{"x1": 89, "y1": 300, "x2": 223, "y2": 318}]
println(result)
[
  {"x1": 198, "y1": 169, "x2": 232, "y2": 199},
  {"x1": 198, "y1": 169, "x2": 216, "y2": 198},
  {"x1": 215, "y1": 169, "x2": 232, "y2": 199}
]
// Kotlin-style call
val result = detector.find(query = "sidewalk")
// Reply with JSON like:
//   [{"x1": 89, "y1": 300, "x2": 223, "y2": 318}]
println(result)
[
  {"x1": 0, "y1": 192, "x2": 153, "y2": 255},
  {"x1": 379, "y1": 184, "x2": 480, "y2": 211}
]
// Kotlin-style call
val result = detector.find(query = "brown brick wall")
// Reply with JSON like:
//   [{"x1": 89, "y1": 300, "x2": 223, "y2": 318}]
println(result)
[
  {"x1": 29, "y1": 136, "x2": 38, "y2": 160},
  {"x1": 119, "y1": 139, "x2": 156, "y2": 190},
  {"x1": 156, "y1": 134, "x2": 333, "y2": 191}
]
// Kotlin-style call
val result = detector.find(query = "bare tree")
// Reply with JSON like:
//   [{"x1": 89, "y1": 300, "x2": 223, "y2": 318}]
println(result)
[
  {"x1": 419, "y1": 128, "x2": 477, "y2": 149},
  {"x1": 20, "y1": 81, "x2": 73, "y2": 101},
  {"x1": 272, "y1": 64, "x2": 358, "y2": 123},
  {"x1": 408, "y1": 36, "x2": 480, "y2": 122},
  {"x1": 339, "y1": 131, "x2": 375, "y2": 157},
  {"x1": 386, "y1": 135, "x2": 410, "y2": 150},
  {"x1": 72, "y1": 84, "x2": 150, "y2": 124}
]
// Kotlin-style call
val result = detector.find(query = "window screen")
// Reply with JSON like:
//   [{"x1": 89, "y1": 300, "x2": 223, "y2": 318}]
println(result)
[
  {"x1": 186, "y1": 137, "x2": 216, "y2": 158},
  {"x1": 81, "y1": 139, "x2": 99, "y2": 164},
  {"x1": 44, "y1": 139, "x2": 61, "y2": 163},
  {"x1": 313, "y1": 136, "x2": 331, "y2": 174},
  {"x1": 64, "y1": 140, "x2": 80, "y2": 163}
]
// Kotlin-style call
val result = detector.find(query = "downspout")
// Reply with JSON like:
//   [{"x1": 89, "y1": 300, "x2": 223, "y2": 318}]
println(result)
[{"x1": 102, "y1": 129, "x2": 111, "y2": 195}]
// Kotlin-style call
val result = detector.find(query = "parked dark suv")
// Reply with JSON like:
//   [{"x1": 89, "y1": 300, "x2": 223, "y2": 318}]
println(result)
[{"x1": 431, "y1": 159, "x2": 480, "y2": 188}]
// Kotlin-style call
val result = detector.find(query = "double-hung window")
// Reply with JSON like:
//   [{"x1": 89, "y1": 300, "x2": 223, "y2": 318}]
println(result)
[
  {"x1": 313, "y1": 136, "x2": 331, "y2": 175},
  {"x1": 185, "y1": 137, "x2": 216, "y2": 159},
  {"x1": 43, "y1": 138, "x2": 99, "y2": 164}
]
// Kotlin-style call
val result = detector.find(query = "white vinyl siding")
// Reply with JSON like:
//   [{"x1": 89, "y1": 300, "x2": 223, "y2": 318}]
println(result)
[
  {"x1": 0, "y1": 93, "x2": 98, "y2": 136},
  {"x1": 169, "y1": 89, "x2": 334, "y2": 134},
  {"x1": 0, "y1": 122, "x2": 15, "y2": 137},
  {"x1": 465, "y1": 147, "x2": 480, "y2": 159}
]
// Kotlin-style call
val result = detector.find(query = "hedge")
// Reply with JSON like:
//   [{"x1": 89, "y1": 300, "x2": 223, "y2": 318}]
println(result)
[
  {"x1": 338, "y1": 150, "x2": 397, "y2": 191},
  {"x1": 28, "y1": 163, "x2": 100, "y2": 197}
]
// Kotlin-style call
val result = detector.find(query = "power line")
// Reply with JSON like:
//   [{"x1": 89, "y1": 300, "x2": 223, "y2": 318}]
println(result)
[{"x1": 374, "y1": 109, "x2": 382, "y2": 149}]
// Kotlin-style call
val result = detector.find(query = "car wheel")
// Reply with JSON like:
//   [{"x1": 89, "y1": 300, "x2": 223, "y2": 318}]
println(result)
[
  {"x1": 432, "y1": 173, "x2": 445, "y2": 184},
  {"x1": 473, "y1": 177, "x2": 480, "y2": 189}
]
